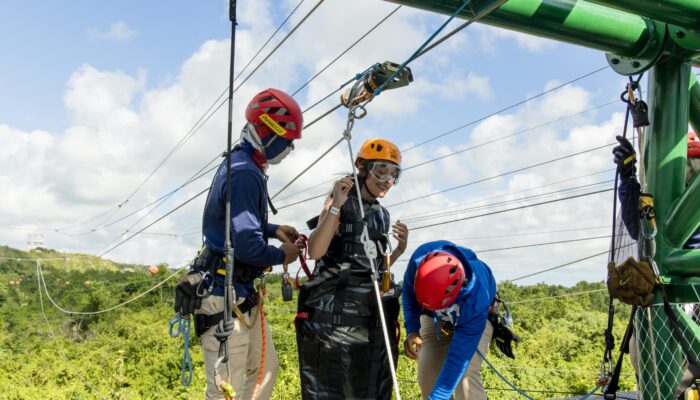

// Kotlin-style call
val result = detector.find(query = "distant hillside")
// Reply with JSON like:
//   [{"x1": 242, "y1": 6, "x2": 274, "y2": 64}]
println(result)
[{"x1": 0, "y1": 245, "x2": 149, "y2": 272}]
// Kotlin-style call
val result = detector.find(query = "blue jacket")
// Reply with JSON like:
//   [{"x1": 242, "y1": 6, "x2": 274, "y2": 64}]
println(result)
[
  {"x1": 619, "y1": 176, "x2": 700, "y2": 249},
  {"x1": 202, "y1": 141, "x2": 284, "y2": 298},
  {"x1": 402, "y1": 240, "x2": 497, "y2": 400}
]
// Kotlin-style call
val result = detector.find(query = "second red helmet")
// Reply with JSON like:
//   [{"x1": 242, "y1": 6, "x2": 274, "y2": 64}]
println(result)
[
  {"x1": 246, "y1": 88, "x2": 303, "y2": 141},
  {"x1": 415, "y1": 251, "x2": 465, "y2": 311}
]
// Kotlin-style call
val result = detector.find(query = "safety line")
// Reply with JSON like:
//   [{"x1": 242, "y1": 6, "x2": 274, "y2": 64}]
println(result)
[
  {"x1": 477, "y1": 350, "x2": 536, "y2": 399},
  {"x1": 401, "y1": 66, "x2": 610, "y2": 152},
  {"x1": 478, "y1": 235, "x2": 609, "y2": 253},
  {"x1": 38, "y1": 261, "x2": 186, "y2": 315},
  {"x1": 388, "y1": 141, "x2": 616, "y2": 208},
  {"x1": 410, "y1": 188, "x2": 612, "y2": 231}
]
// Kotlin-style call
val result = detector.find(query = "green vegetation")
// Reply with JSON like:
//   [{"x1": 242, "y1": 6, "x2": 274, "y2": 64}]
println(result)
[{"x1": 0, "y1": 246, "x2": 636, "y2": 399}]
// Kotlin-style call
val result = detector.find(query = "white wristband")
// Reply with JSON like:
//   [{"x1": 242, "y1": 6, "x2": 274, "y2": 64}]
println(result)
[{"x1": 329, "y1": 206, "x2": 340, "y2": 216}]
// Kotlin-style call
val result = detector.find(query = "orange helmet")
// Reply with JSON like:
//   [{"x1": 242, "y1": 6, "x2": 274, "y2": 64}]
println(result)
[{"x1": 355, "y1": 138, "x2": 401, "y2": 166}]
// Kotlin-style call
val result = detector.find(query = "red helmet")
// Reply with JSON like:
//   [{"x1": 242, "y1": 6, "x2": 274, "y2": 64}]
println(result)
[
  {"x1": 246, "y1": 88, "x2": 303, "y2": 140},
  {"x1": 414, "y1": 251, "x2": 465, "y2": 311},
  {"x1": 689, "y1": 132, "x2": 700, "y2": 158}
]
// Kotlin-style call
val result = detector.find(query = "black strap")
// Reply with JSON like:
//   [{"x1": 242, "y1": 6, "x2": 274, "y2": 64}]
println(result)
[
  {"x1": 308, "y1": 309, "x2": 374, "y2": 326},
  {"x1": 332, "y1": 269, "x2": 352, "y2": 315},
  {"x1": 193, "y1": 296, "x2": 256, "y2": 336},
  {"x1": 603, "y1": 306, "x2": 637, "y2": 398}
]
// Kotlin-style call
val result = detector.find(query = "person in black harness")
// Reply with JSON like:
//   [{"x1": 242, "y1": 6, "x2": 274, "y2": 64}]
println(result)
[
  {"x1": 174, "y1": 88, "x2": 304, "y2": 400},
  {"x1": 295, "y1": 138, "x2": 409, "y2": 399}
]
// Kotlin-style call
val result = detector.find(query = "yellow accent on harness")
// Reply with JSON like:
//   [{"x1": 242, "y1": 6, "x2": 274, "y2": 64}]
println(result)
[
  {"x1": 259, "y1": 113, "x2": 287, "y2": 136},
  {"x1": 216, "y1": 269, "x2": 226, "y2": 276},
  {"x1": 623, "y1": 154, "x2": 636, "y2": 165}
]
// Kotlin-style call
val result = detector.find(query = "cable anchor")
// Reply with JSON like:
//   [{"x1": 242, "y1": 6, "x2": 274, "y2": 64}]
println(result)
[{"x1": 341, "y1": 61, "x2": 413, "y2": 109}]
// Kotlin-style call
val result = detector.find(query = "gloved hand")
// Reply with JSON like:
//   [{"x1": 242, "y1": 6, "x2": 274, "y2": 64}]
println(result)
[
  {"x1": 607, "y1": 257, "x2": 655, "y2": 306},
  {"x1": 613, "y1": 135, "x2": 637, "y2": 177},
  {"x1": 174, "y1": 273, "x2": 203, "y2": 315}
]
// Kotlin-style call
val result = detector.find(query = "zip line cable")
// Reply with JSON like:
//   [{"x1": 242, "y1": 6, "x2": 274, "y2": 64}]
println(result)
[
  {"x1": 401, "y1": 65, "x2": 610, "y2": 153},
  {"x1": 231, "y1": 0, "x2": 326, "y2": 94},
  {"x1": 402, "y1": 168, "x2": 614, "y2": 221},
  {"x1": 274, "y1": 91, "x2": 617, "y2": 206},
  {"x1": 388, "y1": 141, "x2": 617, "y2": 208},
  {"x1": 232, "y1": 0, "x2": 306, "y2": 86},
  {"x1": 36, "y1": 262, "x2": 110, "y2": 400},
  {"x1": 98, "y1": 187, "x2": 209, "y2": 257},
  {"x1": 509, "y1": 288, "x2": 608, "y2": 305},
  {"x1": 404, "y1": 99, "x2": 618, "y2": 171},
  {"x1": 58, "y1": 1, "x2": 321, "y2": 234},
  {"x1": 407, "y1": 225, "x2": 610, "y2": 243},
  {"x1": 291, "y1": 5, "x2": 402, "y2": 96},
  {"x1": 411, "y1": 188, "x2": 613, "y2": 231},
  {"x1": 507, "y1": 243, "x2": 635, "y2": 282},
  {"x1": 402, "y1": 180, "x2": 613, "y2": 224}
]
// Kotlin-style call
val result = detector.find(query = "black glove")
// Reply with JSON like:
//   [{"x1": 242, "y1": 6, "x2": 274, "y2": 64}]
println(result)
[
  {"x1": 489, "y1": 312, "x2": 520, "y2": 359},
  {"x1": 613, "y1": 135, "x2": 637, "y2": 177},
  {"x1": 174, "y1": 273, "x2": 202, "y2": 315}
]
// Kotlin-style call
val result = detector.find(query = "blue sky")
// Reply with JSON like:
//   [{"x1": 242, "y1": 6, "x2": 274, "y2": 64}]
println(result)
[{"x1": 2, "y1": 0, "x2": 691, "y2": 286}]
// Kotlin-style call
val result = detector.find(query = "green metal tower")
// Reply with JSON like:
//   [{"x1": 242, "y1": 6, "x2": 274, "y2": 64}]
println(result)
[{"x1": 384, "y1": 0, "x2": 700, "y2": 398}]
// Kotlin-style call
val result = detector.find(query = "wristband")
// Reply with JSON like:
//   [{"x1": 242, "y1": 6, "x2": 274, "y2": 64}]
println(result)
[{"x1": 329, "y1": 206, "x2": 340, "y2": 216}]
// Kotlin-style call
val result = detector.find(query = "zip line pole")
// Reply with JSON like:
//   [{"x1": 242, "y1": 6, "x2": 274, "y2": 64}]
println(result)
[{"x1": 217, "y1": 0, "x2": 238, "y2": 394}]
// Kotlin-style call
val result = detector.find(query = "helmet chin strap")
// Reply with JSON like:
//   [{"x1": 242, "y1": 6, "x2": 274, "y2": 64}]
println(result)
[{"x1": 358, "y1": 172, "x2": 379, "y2": 201}]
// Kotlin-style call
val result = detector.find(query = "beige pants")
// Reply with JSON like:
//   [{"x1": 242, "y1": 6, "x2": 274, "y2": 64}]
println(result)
[
  {"x1": 417, "y1": 315, "x2": 493, "y2": 400},
  {"x1": 198, "y1": 296, "x2": 278, "y2": 400}
]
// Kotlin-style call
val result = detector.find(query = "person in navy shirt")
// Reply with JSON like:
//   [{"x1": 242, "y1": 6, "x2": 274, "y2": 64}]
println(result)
[
  {"x1": 175, "y1": 88, "x2": 304, "y2": 400},
  {"x1": 402, "y1": 240, "x2": 497, "y2": 400}
]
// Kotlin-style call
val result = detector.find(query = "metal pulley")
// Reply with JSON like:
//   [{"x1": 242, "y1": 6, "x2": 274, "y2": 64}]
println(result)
[{"x1": 341, "y1": 61, "x2": 414, "y2": 108}]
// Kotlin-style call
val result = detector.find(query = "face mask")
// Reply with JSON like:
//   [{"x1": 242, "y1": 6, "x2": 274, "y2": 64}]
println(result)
[{"x1": 267, "y1": 143, "x2": 293, "y2": 165}]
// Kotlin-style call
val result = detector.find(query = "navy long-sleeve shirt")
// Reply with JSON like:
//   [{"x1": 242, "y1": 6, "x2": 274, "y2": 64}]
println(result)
[
  {"x1": 202, "y1": 141, "x2": 284, "y2": 298},
  {"x1": 402, "y1": 240, "x2": 497, "y2": 400}
]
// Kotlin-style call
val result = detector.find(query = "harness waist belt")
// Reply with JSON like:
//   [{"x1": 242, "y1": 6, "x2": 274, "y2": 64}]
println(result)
[
  {"x1": 297, "y1": 309, "x2": 375, "y2": 327},
  {"x1": 193, "y1": 297, "x2": 256, "y2": 336}
]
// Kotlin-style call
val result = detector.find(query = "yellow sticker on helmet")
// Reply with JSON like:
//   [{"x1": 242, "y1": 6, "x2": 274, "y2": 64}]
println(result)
[{"x1": 259, "y1": 113, "x2": 287, "y2": 136}]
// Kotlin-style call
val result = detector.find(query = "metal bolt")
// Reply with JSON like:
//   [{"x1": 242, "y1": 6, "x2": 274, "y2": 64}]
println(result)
[
  {"x1": 611, "y1": 58, "x2": 620, "y2": 65},
  {"x1": 632, "y1": 61, "x2": 641, "y2": 68},
  {"x1": 676, "y1": 31, "x2": 686, "y2": 39}
]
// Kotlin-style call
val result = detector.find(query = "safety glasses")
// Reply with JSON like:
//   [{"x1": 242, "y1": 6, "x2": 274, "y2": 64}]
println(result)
[{"x1": 368, "y1": 161, "x2": 401, "y2": 185}]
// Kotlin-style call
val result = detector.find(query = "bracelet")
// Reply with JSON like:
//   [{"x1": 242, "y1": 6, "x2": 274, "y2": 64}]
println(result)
[{"x1": 329, "y1": 206, "x2": 340, "y2": 216}]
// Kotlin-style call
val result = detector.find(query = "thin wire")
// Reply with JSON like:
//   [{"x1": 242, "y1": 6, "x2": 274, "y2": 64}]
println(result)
[
  {"x1": 35, "y1": 261, "x2": 111, "y2": 400},
  {"x1": 98, "y1": 187, "x2": 209, "y2": 257},
  {"x1": 404, "y1": 99, "x2": 618, "y2": 171},
  {"x1": 508, "y1": 243, "x2": 635, "y2": 282},
  {"x1": 478, "y1": 235, "x2": 609, "y2": 253},
  {"x1": 401, "y1": 66, "x2": 610, "y2": 152},
  {"x1": 38, "y1": 261, "x2": 186, "y2": 315},
  {"x1": 411, "y1": 188, "x2": 613, "y2": 231},
  {"x1": 291, "y1": 5, "x2": 402, "y2": 96},
  {"x1": 389, "y1": 142, "x2": 617, "y2": 208},
  {"x1": 509, "y1": 288, "x2": 609, "y2": 304},
  {"x1": 407, "y1": 225, "x2": 610, "y2": 243},
  {"x1": 232, "y1": 0, "x2": 326, "y2": 93}
]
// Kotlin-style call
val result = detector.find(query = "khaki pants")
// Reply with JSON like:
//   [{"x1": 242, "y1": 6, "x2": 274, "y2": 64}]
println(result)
[
  {"x1": 417, "y1": 315, "x2": 493, "y2": 400},
  {"x1": 198, "y1": 296, "x2": 278, "y2": 400}
]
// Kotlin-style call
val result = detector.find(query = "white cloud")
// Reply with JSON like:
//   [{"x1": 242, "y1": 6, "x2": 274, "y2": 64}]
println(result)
[
  {"x1": 0, "y1": 0, "x2": 621, "y2": 287},
  {"x1": 87, "y1": 20, "x2": 138, "y2": 42},
  {"x1": 475, "y1": 24, "x2": 557, "y2": 53}
]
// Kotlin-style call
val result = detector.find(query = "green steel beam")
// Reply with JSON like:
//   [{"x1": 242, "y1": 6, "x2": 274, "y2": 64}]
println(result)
[
  {"x1": 386, "y1": 0, "x2": 666, "y2": 60},
  {"x1": 585, "y1": 0, "x2": 700, "y2": 33},
  {"x1": 665, "y1": 249, "x2": 700, "y2": 275},
  {"x1": 691, "y1": 74, "x2": 700, "y2": 135},
  {"x1": 644, "y1": 57, "x2": 692, "y2": 275},
  {"x1": 666, "y1": 169, "x2": 700, "y2": 248}
]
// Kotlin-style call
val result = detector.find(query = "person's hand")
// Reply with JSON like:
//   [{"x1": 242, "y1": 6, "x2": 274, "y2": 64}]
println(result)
[
  {"x1": 613, "y1": 135, "x2": 637, "y2": 177},
  {"x1": 280, "y1": 241, "x2": 301, "y2": 264},
  {"x1": 330, "y1": 176, "x2": 355, "y2": 208},
  {"x1": 404, "y1": 332, "x2": 422, "y2": 360},
  {"x1": 392, "y1": 220, "x2": 408, "y2": 252},
  {"x1": 276, "y1": 225, "x2": 299, "y2": 243},
  {"x1": 174, "y1": 273, "x2": 202, "y2": 315}
]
